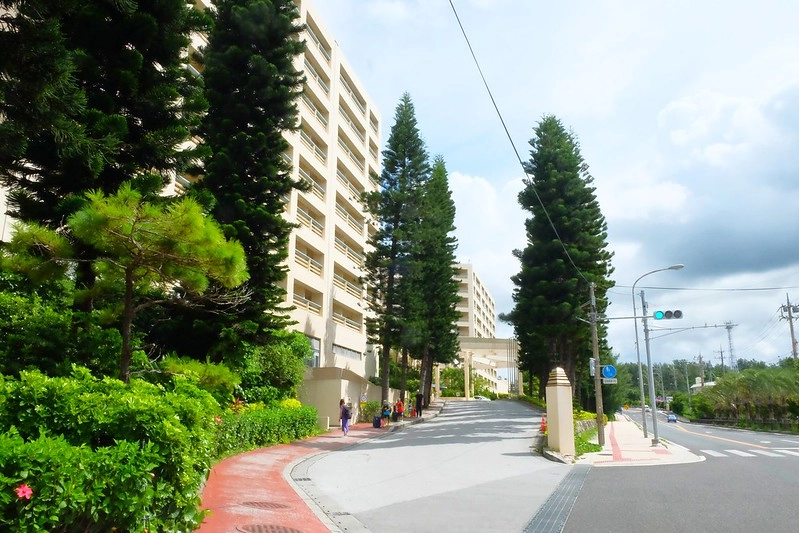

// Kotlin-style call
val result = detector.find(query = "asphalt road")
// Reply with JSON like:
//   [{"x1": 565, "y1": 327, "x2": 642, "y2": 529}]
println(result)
[
  {"x1": 293, "y1": 399, "x2": 568, "y2": 533},
  {"x1": 564, "y1": 409, "x2": 799, "y2": 533},
  {"x1": 294, "y1": 404, "x2": 799, "y2": 532}
]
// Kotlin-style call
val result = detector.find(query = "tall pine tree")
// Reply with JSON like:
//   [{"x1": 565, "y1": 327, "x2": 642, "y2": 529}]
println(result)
[
  {"x1": 188, "y1": 0, "x2": 306, "y2": 354},
  {"x1": 504, "y1": 115, "x2": 614, "y2": 398},
  {"x1": 409, "y1": 156, "x2": 461, "y2": 405},
  {"x1": 0, "y1": 0, "x2": 208, "y2": 226},
  {"x1": 363, "y1": 93, "x2": 430, "y2": 402}
]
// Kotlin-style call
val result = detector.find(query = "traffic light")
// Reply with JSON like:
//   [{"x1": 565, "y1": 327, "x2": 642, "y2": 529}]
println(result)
[{"x1": 653, "y1": 310, "x2": 683, "y2": 320}]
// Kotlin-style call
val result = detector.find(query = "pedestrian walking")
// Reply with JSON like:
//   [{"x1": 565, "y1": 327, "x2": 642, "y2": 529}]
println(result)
[
  {"x1": 415, "y1": 391, "x2": 423, "y2": 418},
  {"x1": 381, "y1": 401, "x2": 392, "y2": 427},
  {"x1": 339, "y1": 399, "x2": 351, "y2": 436},
  {"x1": 395, "y1": 397, "x2": 404, "y2": 419}
]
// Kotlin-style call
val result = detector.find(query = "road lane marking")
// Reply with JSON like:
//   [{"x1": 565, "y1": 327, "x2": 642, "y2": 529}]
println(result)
[
  {"x1": 776, "y1": 449, "x2": 799, "y2": 457},
  {"x1": 750, "y1": 450, "x2": 785, "y2": 457},
  {"x1": 701, "y1": 449, "x2": 727, "y2": 457},
  {"x1": 675, "y1": 425, "x2": 769, "y2": 449},
  {"x1": 726, "y1": 450, "x2": 756, "y2": 457}
]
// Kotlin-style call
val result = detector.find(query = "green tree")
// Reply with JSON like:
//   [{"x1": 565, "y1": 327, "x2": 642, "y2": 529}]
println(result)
[
  {"x1": 161, "y1": 0, "x2": 307, "y2": 362},
  {"x1": 502, "y1": 115, "x2": 614, "y2": 401},
  {"x1": 3, "y1": 183, "x2": 248, "y2": 382},
  {"x1": 406, "y1": 156, "x2": 461, "y2": 405},
  {"x1": 363, "y1": 93, "x2": 430, "y2": 402},
  {"x1": 0, "y1": 0, "x2": 207, "y2": 225},
  {"x1": 0, "y1": 0, "x2": 210, "y2": 326}
]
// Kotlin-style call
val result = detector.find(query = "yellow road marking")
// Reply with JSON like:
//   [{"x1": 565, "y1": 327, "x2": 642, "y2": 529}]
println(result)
[{"x1": 674, "y1": 424, "x2": 768, "y2": 449}]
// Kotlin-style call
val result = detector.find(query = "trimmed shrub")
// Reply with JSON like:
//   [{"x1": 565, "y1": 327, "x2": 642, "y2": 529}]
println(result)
[
  {"x1": 213, "y1": 405, "x2": 318, "y2": 458},
  {"x1": 0, "y1": 430, "x2": 161, "y2": 532},
  {"x1": 0, "y1": 367, "x2": 218, "y2": 531}
]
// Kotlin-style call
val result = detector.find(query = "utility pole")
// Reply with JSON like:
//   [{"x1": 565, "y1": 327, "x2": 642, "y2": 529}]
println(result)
[
  {"x1": 725, "y1": 322, "x2": 737, "y2": 370},
  {"x1": 697, "y1": 353, "x2": 705, "y2": 387},
  {"x1": 640, "y1": 290, "x2": 660, "y2": 445},
  {"x1": 780, "y1": 294, "x2": 799, "y2": 360},
  {"x1": 714, "y1": 345, "x2": 725, "y2": 375},
  {"x1": 590, "y1": 282, "x2": 605, "y2": 446}
]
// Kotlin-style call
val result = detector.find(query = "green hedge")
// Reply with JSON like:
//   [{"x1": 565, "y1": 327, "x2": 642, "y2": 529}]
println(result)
[
  {"x1": 213, "y1": 405, "x2": 319, "y2": 458},
  {"x1": 0, "y1": 367, "x2": 319, "y2": 531},
  {"x1": 0, "y1": 431, "x2": 161, "y2": 532}
]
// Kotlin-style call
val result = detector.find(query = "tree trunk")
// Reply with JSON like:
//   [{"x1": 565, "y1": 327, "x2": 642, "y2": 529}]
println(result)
[
  {"x1": 119, "y1": 269, "x2": 135, "y2": 383},
  {"x1": 400, "y1": 347, "x2": 408, "y2": 402}
]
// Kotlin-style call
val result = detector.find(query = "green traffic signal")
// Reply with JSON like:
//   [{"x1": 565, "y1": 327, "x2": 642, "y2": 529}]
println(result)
[{"x1": 653, "y1": 310, "x2": 683, "y2": 319}]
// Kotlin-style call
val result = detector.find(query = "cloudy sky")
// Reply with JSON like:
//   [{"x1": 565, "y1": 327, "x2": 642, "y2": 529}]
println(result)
[{"x1": 311, "y1": 0, "x2": 799, "y2": 368}]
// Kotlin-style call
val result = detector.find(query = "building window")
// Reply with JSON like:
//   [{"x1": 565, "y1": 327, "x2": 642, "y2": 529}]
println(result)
[
  {"x1": 333, "y1": 343, "x2": 361, "y2": 360},
  {"x1": 306, "y1": 336, "x2": 320, "y2": 367}
]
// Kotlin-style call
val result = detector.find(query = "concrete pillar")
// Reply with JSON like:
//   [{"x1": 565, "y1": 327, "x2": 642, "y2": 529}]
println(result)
[
  {"x1": 434, "y1": 364, "x2": 440, "y2": 399},
  {"x1": 464, "y1": 352, "x2": 471, "y2": 400},
  {"x1": 545, "y1": 367, "x2": 575, "y2": 457}
]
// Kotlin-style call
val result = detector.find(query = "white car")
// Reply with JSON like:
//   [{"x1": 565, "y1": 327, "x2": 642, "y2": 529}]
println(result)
[{"x1": 473, "y1": 395, "x2": 491, "y2": 401}]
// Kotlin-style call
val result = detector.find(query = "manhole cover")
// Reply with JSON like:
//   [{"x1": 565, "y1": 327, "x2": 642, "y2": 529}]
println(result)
[
  {"x1": 238, "y1": 526, "x2": 303, "y2": 533},
  {"x1": 241, "y1": 501, "x2": 290, "y2": 510}
]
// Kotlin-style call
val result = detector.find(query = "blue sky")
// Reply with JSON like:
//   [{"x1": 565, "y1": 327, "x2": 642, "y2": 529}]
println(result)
[{"x1": 312, "y1": 0, "x2": 799, "y2": 367}]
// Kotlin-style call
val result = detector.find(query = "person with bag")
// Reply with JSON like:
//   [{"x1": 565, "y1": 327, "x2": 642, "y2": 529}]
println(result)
[{"x1": 339, "y1": 399, "x2": 351, "y2": 436}]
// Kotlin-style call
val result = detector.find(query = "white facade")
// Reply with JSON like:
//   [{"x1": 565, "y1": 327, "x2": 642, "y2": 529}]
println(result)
[{"x1": 454, "y1": 263, "x2": 497, "y2": 338}]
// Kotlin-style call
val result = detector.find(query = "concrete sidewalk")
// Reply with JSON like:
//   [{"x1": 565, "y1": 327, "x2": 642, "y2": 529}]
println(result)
[
  {"x1": 195, "y1": 400, "x2": 444, "y2": 533},
  {"x1": 575, "y1": 413, "x2": 704, "y2": 467}
]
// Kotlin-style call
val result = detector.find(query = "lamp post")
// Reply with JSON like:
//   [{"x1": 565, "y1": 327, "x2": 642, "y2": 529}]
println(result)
[{"x1": 631, "y1": 264, "x2": 683, "y2": 441}]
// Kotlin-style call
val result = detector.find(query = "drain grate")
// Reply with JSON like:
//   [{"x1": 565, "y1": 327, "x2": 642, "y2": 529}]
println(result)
[
  {"x1": 237, "y1": 526, "x2": 303, "y2": 533},
  {"x1": 293, "y1": 477, "x2": 311, "y2": 481},
  {"x1": 241, "y1": 501, "x2": 290, "y2": 510}
]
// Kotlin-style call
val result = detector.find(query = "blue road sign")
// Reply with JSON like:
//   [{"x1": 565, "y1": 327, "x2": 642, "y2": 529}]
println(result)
[{"x1": 601, "y1": 365, "x2": 617, "y2": 379}]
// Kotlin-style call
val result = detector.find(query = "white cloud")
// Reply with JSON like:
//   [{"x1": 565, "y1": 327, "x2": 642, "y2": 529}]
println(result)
[{"x1": 313, "y1": 0, "x2": 799, "y2": 362}]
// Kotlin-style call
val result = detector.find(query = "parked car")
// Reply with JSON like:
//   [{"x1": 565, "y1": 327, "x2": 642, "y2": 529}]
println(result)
[
  {"x1": 473, "y1": 395, "x2": 491, "y2": 401},
  {"x1": 667, "y1": 413, "x2": 678, "y2": 423}
]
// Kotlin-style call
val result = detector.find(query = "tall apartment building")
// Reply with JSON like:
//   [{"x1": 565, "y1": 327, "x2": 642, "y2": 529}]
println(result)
[
  {"x1": 455, "y1": 263, "x2": 496, "y2": 338},
  {"x1": 282, "y1": 0, "x2": 382, "y2": 421}
]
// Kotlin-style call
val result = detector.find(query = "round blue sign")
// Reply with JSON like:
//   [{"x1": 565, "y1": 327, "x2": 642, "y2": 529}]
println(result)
[{"x1": 601, "y1": 365, "x2": 617, "y2": 379}]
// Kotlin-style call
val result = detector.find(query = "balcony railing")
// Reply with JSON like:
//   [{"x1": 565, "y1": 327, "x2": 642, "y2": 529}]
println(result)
[
  {"x1": 296, "y1": 206, "x2": 324, "y2": 238},
  {"x1": 304, "y1": 59, "x2": 329, "y2": 94},
  {"x1": 298, "y1": 167, "x2": 325, "y2": 201},
  {"x1": 300, "y1": 130, "x2": 327, "y2": 163},
  {"x1": 295, "y1": 249, "x2": 323, "y2": 276},
  {"x1": 336, "y1": 169, "x2": 361, "y2": 200},
  {"x1": 339, "y1": 75, "x2": 366, "y2": 115},
  {"x1": 337, "y1": 140, "x2": 365, "y2": 172},
  {"x1": 294, "y1": 295, "x2": 322, "y2": 316},
  {"x1": 339, "y1": 109, "x2": 365, "y2": 143},
  {"x1": 333, "y1": 273, "x2": 363, "y2": 299},
  {"x1": 302, "y1": 94, "x2": 328, "y2": 128},
  {"x1": 334, "y1": 237, "x2": 364, "y2": 265},
  {"x1": 305, "y1": 25, "x2": 331, "y2": 62},
  {"x1": 332, "y1": 312, "x2": 362, "y2": 332},
  {"x1": 336, "y1": 203, "x2": 364, "y2": 234}
]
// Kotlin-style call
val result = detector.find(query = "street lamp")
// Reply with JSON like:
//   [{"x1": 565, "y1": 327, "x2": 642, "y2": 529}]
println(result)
[{"x1": 631, "y1": 264, "x2": 683, "y2": 442}]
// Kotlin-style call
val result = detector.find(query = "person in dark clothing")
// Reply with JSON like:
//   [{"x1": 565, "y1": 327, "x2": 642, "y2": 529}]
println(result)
[{"x1": 415, "y1": 391, "x2": 423, "y2": 418}]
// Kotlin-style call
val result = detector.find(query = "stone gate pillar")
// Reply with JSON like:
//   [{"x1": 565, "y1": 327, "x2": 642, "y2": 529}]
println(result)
[{"x1": 545, "y1": 367, "x2": 575, "y2": 457}]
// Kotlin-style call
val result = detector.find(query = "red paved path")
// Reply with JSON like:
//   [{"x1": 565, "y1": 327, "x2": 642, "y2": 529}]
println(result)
[{"x1": 194, "y1": 421, "x2": 392, "y2": 533}]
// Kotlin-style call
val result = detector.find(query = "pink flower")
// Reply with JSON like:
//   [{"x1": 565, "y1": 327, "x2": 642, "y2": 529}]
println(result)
[
  {"x1": 15, "y1": 483, "x2": 33, "y2": 500},
  {"x1": 214, "y1": 416, "x2": 223, "y2": 424}
]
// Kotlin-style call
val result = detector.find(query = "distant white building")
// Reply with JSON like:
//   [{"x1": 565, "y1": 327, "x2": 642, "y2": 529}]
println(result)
[{"x1": 690, "y1": 377, "x2": 715, "y2": 393}]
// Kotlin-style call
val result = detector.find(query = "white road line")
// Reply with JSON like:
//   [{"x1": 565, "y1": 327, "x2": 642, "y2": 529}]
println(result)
[
  {"x1": 750, "y1": 450, "x2": 784, "y2": 457},
  {"x1": 725, "y1": 450, "x2": 756, "y2": 457},
  {"x1": 780, "y1": 439, "x2": 799, "y2": 445},
  {"x1": 700, "y1": 449, "x2": 727, "y2": 457},
  {"x1": 775, "y1": 449, "x2": 799, "y2": 457}
]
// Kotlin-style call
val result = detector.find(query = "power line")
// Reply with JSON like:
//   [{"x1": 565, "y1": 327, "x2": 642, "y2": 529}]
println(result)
[{"x1": 447, "y1": 0, "x2": 589, "y2": 284}]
